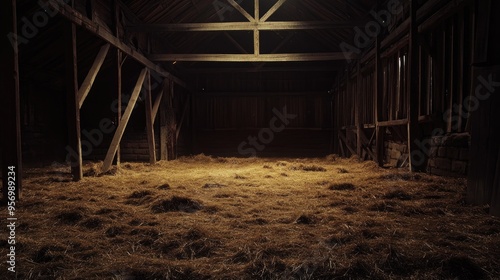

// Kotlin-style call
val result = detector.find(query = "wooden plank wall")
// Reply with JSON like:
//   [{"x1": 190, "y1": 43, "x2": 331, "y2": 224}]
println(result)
[
  {"x1": 192, "y1": 92, "x2": 331, "y2": 157},
  {"x1": 332, "y1": 0, "x2": 476, "y2": 165},
  {"x1": 467, "y1": 0, "x2": 500, "y2": 216}
]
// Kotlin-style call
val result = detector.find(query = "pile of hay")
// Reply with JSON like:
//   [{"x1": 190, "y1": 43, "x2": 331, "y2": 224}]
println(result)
[{"x1": 2, "y1": 155, "x2": 499, "y2": 279}]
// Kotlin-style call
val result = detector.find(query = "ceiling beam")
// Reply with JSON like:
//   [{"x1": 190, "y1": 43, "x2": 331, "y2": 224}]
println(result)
[
  {"x1": 261, "y1": 0, "x2": 288, "y2": 22},
  {"x1": 127, "y1": 21, "x2": 363, "y2": 32},
  {"x1": 183, "y1": 66, "x2": 341, "y2": 73},
  {"x1": 42, "y1": 0, "x2": 189, "y2": 90},
  {"x1": 150, "y1": 53, "x2": 356, "y2": 62},
  {"x1": 228, "y1": 0, "x2": 255, "y2": 22}
]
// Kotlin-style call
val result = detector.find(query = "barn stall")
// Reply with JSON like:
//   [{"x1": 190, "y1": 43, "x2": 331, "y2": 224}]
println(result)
[{"x1": 1, "y1": 0, "x2": 500, "y2": 279}]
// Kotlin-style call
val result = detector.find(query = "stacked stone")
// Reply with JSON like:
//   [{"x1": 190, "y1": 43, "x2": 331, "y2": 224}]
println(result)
[
  {"x1": 385, "y1": 141, "x2": 408, "y2": 167},
  {"x1": 427, "y1": 133, "x2": 470, "y2": 177}
]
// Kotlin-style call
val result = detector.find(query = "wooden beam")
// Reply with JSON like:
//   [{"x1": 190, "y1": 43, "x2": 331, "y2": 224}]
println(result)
[
  {"x1": 254, "y1": 30, "x2": 260, "y2": 55},
  {"x1": 114, "y1": 48, "x2": 122, "y2": 166},
  {"x1": 254, "y1": 0, "x2": 259, "y2": 21},
  {"x1": 380, "y1": 0, "x2": 452, "y2": 50},
  {"x1": 102, "y1": 68, "x2": 148, "y2": 172},
  {"x1": 183, "y1": 66, "x2": 337, "y2": 73},
  {"x1": 1, "y1": 0, "x2": 22, "y2": 201},
  {"x1": 150, "y1": 52, "x2": 356, "y2": 62},
  {"x1": 254, "y1": 0, "x2": 259, "y2": 55},
  {"x1": 144, "y1": 70, "x2": 157, "y2": 164},
  {"x1": 64, "y1": 22, "x2": 83, "y2": 180},
  {"x1": 407, "y1": 0, "x2": 421, "y2": 172},
  {"x1": 127, "y1": 21, "x2": 362, "y2": 32},
  {"x1": 359, "y1": 129, "x2": 377, "y2": 160},
  {"x1": 261, "y1": 0, "x2": 287, "y2": 22},
  {"x1": 418, "y1": 0, "x2": 466, "y2": 33},
  {"x1": 43, "y1": 0, "x2": 188, "y2": 90},
  {"x1": 356, "y1": 63, "x2": 362, "y2": 158},
  {"x1": 159, "y1": 80, "x2": 170, "y2": 161},
  {"x1": 228, "y1": 0, "x2": 254, "y2": 22},
  {"x1": 378, "y1": 119, "x2": 409, "y2": 127},
  {"x1": 152, "y1": 88, "x2": 164, "y2": 125},
  {"x1": 78, "y1": 43, "x2": 110, "y2": 108},
  {"x1": 375, "y1": 35, "x2": 384, "y2": 166}
]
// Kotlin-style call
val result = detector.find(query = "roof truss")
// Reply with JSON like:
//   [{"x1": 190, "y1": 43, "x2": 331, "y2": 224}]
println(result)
[{"x1": 126, "y1": 0, "x2": 360, "y2": 62}]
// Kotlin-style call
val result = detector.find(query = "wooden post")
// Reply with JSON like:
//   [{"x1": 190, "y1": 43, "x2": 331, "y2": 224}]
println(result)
[
  {"x1": 375, "y1": 35, "x2": 384, "y2": 166},
  {"x1": 254, "y1": 0, "x2": 260, "y2": 56},
  {"x1": 168, "y1": 81, "x2": 176, "y2": 159},
  {"x1": 64, "y1": 22, "x2": 83, "y2": 181},
  {"x1": 113, "y1": 0, "x2": 122, "y2": 166},
  {"x1": 114, "y1": 49, "x2": 122, "y2": 166},
  {"x1": 102, "y1": 68, "x2": 148, "y2": 172},
  {"x1": 356, "y1": 62, "x2": 362, "y2": 159},
  {"x1": 144, "y1": 70, "x2": 157, "y2": 164},
  {"x1": 160, "y1": 80, "x2": 169, "y2": 161},
  {"x1": 407, "y1": 0, "x2": 421, "y2": 171},
  {"x1": 1, "y1": 0, "x2": 22, "y2": 201}
]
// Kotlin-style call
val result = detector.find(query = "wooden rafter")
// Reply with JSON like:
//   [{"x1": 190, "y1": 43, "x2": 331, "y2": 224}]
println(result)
[
  {"x1": 150, "y1": 53, "x2": 356, "y2": 62},
  {"x1": 261, "y1": 0, "x2": 288, "y2": 22},
  {"x1": 43, "y1": 0, "x2": 188, "y2": 89},
  {"x1": 228, "y1": 0, "x2": 255, "y2": 22},
  {"x1": 127, "y1": 21, "x2": 362, "y2": 32}
]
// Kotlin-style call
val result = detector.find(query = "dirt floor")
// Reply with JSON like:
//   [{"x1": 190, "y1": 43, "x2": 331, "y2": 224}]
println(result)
[{"x1": 1, "y1": 155, "x2": 500, "y2": 279}]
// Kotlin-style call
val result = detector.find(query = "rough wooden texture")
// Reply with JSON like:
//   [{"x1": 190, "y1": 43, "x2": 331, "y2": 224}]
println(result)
[
  {"x1": 64, "y1": 22, "x2": 83, "y2": 181},
  {"x1": 144, "y1": 71, "x2": 157, "y2": 164},
  {"x1": 1, "y1": 0, "x2": 22, "y2": 200},
  {"x1": 102, "y1": 68, "x2": 148, "y2": 172},
  {"x1": 467, "y1": 66, "x2": 500, "y2": 213},
  {"x1": 78, "y1": 44, "x2": 110, "y2": 108}
]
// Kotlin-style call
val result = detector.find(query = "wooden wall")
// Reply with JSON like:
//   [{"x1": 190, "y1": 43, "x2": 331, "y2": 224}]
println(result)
[
  {"x1": 332, "y1": 0, "x2": 500, "y2": 215},
  {"x1": 192, "y1": 92, "x2": 332, "y2": 157},
  {"x1": 467, "y1": 0, "x2": 500, "y2": 216},
  {"x1": 332, "y1": 0, "x2": 476, "y2": 160}
]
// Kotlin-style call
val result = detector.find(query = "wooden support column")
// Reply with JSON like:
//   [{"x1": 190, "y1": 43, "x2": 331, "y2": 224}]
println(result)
[
  {"x1": 375, "y1": 35, "x2": 384, "y2": 166},
  {"x1": 356, "y1": 63, "x2": 362, "y2": 159},
  {"x1": 407, "y1": 0, "x2": 421, "y2": 171},
  {"x1": 64, "y1": 22, "x2": 83, "y2": 181},
  {"x1": 114, "y1": 49, "x2": 122, "y2": 166},
  {"x1": 167, "y1": 81, "x2": 177, "y2": 160},
  {"x1": 144, "y1": 70, "x2": 157, "y2": 164},
  {"x1": 160, "y1": 80, "x2": 169, "y2": 161},
  {"x1": 102, "y1": 68, "x2": 148, "y2": 172},
  {"x1": 1, "y1": 0, "x2": 22, "y2": 201},
  {"x1": 254, "y1": 0, "x2": 260, "y2": 56},
  {"x1": 113, "y1": 0, "x2": 122, "y2": 166}
]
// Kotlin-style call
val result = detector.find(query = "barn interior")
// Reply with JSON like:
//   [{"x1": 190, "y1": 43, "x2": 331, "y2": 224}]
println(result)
[{"x1": 1, "y1": 0, "x2": 500, "y2": 279}]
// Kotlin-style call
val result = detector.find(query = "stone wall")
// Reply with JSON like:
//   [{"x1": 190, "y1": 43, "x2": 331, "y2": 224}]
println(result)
[
  {"x1": 384, "y1": 141, "x2": 409, "y2": 167},
  {"x1": 427, "y1": 133, "x2": 470, "y2": 177},
  {"x1": 86, "y1": 130, "x2": 160, "y2": 162}
]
